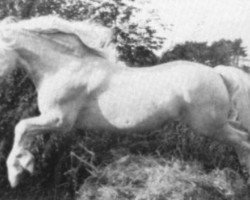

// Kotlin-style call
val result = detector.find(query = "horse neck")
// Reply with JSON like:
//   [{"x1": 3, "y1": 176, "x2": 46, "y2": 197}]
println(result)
[{"x1": 15, "y1": 49, "x2": 57, "y2": 88}]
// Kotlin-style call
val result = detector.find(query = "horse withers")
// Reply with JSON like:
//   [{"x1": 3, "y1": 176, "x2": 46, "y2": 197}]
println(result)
[{"x1": 0, "y1": 16, "x2": 249, "y2": 187}]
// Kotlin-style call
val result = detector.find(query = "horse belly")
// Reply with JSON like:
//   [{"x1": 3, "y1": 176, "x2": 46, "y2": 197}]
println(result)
[{"x1": 77, "y1": 86, "x2": 182, "y2": 132}]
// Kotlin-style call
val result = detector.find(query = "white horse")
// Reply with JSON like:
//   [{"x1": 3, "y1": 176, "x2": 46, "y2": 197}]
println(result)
[{"x1": 0, "y1": 16, "x2": 250, "y2": 188}]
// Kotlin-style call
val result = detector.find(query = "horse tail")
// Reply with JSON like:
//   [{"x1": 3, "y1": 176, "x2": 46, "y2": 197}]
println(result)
[
  {"x1": 219, "y1": 73, "x2": 234, "y2": 99},
  {"x1": 215, "y1": 66, "x2": 239, "y2": 101},
  {"x1": 216, "y1": 68, "x2": 240, "y2": 121}
]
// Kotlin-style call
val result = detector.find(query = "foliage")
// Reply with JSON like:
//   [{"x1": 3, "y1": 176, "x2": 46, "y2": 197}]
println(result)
[
  {"x1": 161, "y1": 39, "x2": 247, "y2": 67},
  {"x1": 78, "y1": 155, "x2": 248, "y2": 200},
  {"x1": 0, "y1": 0, "x2": 162, "y2": 66},
  {"x1": 0, "y1": 0, "x2": 40, "y2": 18},
  {"x1": 85, "y1": 0, "x2": 164, "y2": 65},
  {"x1": 161, "y1": 42, "x2": 210, "y2": 64},
  {"x1": 209, "y1": 39, "x2": 247, "y2": 67}
]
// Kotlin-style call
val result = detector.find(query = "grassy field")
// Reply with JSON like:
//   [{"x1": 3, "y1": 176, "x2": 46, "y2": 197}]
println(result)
[
  {"x1": 77, "y1": 155, "x2": 249, "y2": 200},
  {"x1": 0, "y1": 122, "x2": 249, "y2": 200}
]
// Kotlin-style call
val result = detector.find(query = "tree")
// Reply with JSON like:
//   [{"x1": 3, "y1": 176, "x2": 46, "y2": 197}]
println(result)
[
  {"x1": 82, "y1": 0, "x2": 164, "y2": 66},
  {"x1": 120, "y1": 45, "x2": 158, "y2": 66},
  {"x1": 0, "y1": 0, "x2": 40, "y2": 19},
  {"x1": 1, "y1": 0, "x2": 163, "y2": 66},
  {"x1": 160, "y1": 42, "x2": 210, "y2": 64},
  {"x1": 209, "y1": 39, "x2": 232, "y2": 66},
  {"x1": 209, "y1": 39, "x2": 247, "y2": 67},
  {"x1": 160, "y1": 39, "x2": 247, "y2": 67},
  {"x1": 232, "y1": 39, "x2": 247, "y2": 66}
]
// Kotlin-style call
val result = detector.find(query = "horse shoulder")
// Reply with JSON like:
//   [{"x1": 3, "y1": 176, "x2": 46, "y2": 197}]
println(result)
[{"x1": 37, "y1": 72, "x2": 85, "y2": 111}]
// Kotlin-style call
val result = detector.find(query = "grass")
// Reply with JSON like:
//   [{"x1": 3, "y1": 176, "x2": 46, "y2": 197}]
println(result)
[
  {"x1": 77, "y1": 155, "x2": 249, "y2": 200},
  {"x1": 0, "y1": 122, "x2": 249, "y2": 200}
]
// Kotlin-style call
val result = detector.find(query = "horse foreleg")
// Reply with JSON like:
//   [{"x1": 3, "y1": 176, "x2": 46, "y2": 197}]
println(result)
[{"x1": 7, "y1": 112, "x2": 72, "y2": 187}]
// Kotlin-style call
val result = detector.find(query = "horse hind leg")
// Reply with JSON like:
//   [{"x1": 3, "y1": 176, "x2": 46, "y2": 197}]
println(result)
[
  {"x1": 189, "y1": 109, "x2": 250, "y2": 183},
  {"x1": 216, "y1": 123, "x2": 250, "y2": 182},
  {"x1": 184, "y1": 100, "x2": 250, "y2": 179},
  {"x1": 183, "y1": 102, "x2": 228, "y2": 137}
]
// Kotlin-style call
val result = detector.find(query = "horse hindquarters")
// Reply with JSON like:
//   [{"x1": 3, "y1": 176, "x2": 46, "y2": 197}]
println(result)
[
  {"x1": 180, "y1": 72, "x2": 230, "y2": 137},
  {"x1": 181, "y1": 72, "x2": 250, "y2": 180}
]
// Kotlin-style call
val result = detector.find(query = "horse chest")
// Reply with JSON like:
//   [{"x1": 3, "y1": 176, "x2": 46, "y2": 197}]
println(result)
[{"x1": 37, "y1": 75, "x2": 87, "y2": 112}]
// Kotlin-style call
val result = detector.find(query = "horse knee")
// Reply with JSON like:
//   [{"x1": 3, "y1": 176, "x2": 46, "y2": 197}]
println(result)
[
  {"x1": 53, "y1": 114, "x2": 74, "y2": 131},
  {"x1": 40, "y1": 111, "x2": 75, "y2": 131}
]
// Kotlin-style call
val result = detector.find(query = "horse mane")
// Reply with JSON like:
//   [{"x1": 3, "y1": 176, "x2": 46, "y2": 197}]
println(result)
[{"x1": 0, "y1": 15, "x2": 118, "y2": 62}]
